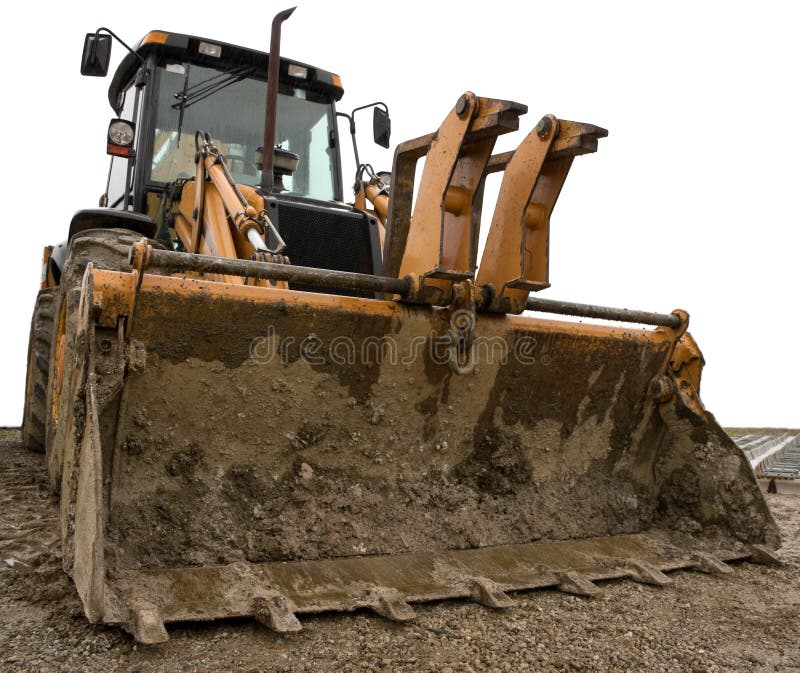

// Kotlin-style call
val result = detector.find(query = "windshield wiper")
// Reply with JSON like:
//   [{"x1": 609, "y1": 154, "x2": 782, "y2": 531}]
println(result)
[
  {"x1": 174, "y1": 64, "x2": 191, "y2": 146},
  {"x1": 172, "y1": 65, "x2": 257, "y2": 113}
]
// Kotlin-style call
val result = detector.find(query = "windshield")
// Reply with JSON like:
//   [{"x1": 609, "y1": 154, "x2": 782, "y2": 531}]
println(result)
[{"x1": 150, "y1": 62, "x2": 337, "y2": 201}]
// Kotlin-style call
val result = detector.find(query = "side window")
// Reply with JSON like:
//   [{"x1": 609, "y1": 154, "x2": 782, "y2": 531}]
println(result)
[{"x1": 105, "y1": 90, "x2": 137, "y2": 208}]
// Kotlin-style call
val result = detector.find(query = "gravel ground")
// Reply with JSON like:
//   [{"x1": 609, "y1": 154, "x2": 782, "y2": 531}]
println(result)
[{"x1": 1, "y1": 428, "x2": 798, "y2": 673}]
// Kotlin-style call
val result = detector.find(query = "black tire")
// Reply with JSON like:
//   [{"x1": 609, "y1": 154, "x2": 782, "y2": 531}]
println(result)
[{"x1": 22, "y1": 289, "x2": 56, "y2": 453}]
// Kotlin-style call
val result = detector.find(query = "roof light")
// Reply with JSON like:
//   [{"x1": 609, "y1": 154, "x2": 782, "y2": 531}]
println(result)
[
  {"x1": 198, "y1": 41, "x2": 222, "y2": 57},
  {"x1": 287, "y1": 64, "x2": 307, "y2": 79}
]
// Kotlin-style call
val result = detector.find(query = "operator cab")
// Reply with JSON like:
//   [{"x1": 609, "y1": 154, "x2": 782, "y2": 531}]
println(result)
[{"x1": 84, "y1": 30, "x2": 384, "y2": 291}]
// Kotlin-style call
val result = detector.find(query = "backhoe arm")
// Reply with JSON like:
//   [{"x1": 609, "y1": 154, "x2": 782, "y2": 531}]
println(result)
[{"x1": 172, "y1": 132, "x2": 285, "y2": 264}]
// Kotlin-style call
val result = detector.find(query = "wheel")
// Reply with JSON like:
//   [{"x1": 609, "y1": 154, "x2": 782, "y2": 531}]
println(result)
[
  {"x1": 22, "y1": 289, "x2": 56, "y2": 453},
  {"x1": 43, "y1": 229, "x2": 163, "y2": 488}
]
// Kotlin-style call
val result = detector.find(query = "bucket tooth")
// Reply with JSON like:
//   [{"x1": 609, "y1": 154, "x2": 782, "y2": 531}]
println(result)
[
  {"x1": 253, "y1": 594, "x2": 303, "y2": 633},
  {"x1": 624, "y1": 560, "x2": 672, "y2": 586},
  {"x1": 748, "y1": 544, "x2": 784, "y2": 567},
  {"x1": 557, "y1": 571, "x2": 602, "y2": 598},
  {"x1": 691, "y1": 552, "x2": 734, "y2": 575},
  {"x1": 128, "y1": 603, "x2": 168, "y2": 644},
  {"x1": 469, "y1": 577, "x2": 515, "y2": 609},
  {"x1": 366, "y1": 587, "x2": 416, "y2": 622}
]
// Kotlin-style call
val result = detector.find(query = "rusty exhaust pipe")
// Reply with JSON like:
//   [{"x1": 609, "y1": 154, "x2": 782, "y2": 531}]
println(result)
[{"x1": 260, "y1": 6, "x2": 296, "y2": 194}]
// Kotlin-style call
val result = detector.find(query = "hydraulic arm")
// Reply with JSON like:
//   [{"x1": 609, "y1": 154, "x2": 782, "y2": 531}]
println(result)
[{"x1": 172, "y1": 132, "x2": 286, "y2": 266}]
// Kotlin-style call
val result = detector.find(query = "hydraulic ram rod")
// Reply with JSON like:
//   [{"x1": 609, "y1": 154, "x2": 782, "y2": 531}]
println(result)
[{"x1": 525, "y1": 296, "x2": 682, "y2": 328}]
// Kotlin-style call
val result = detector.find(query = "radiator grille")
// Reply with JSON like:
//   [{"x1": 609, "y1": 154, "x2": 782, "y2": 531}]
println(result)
[{"x1": 276, "y1": 202, "x2": 377, "y2": 297}]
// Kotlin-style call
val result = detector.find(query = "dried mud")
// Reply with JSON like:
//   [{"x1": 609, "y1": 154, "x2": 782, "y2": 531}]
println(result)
[{"x1": 95, "y1": 286, "x2": 773, "y2": 573}]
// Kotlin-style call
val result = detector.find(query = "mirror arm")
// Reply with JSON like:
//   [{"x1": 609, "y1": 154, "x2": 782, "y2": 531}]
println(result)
[
  {"x1": 352, "y1": 101, "x2": 388, "y2": 116},
  {"x1": 336, "y1": 111, "x2": 361, "y2": 190},
  {"x1": 95, "y1": 27, "x2": 147, "y2": 68},
  {"x1": 354, "y1": 101, "x2": 390, "y2": 149},
  {"x1": 336, "y1": 111, "x2": 356, "y2": 135},
  {"x1": 338, "y1": 103, "x2": 390, "y2": 194}
]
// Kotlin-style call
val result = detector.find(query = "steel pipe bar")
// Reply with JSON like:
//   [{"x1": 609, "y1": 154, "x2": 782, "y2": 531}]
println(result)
[
  {"x1": 525, "y1": 296, "x2": 681, "y2": 328},
  {"x1": 142, "y1": 247, "x2": 412, "y2": 296},
  {"x1": 139, "y1": 246, "x2": 679, "y2": 327}
]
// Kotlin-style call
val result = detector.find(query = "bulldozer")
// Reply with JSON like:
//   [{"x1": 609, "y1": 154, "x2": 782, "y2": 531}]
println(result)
[{"x1": 21, "y1": 9, "x2": 781, "y2": 644}]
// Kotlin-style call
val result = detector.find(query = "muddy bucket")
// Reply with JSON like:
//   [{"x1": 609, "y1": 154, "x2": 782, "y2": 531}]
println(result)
[{"x1": 55, "y1": 261, "x2": 779, "y2": 642}]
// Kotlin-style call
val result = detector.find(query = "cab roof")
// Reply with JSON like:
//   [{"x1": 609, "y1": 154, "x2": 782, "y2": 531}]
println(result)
[{"x1": 108, "y1": 30, "x2": 344, "y2": 114}]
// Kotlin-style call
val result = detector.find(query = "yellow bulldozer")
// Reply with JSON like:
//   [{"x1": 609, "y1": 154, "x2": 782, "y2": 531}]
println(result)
[{"x1": 22, "y1": 9, "x2": 781, "y2": 644}]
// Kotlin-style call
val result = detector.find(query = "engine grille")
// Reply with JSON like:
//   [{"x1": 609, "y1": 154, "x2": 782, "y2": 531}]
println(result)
[{"x1": 274, "y1": 201, "x2": 378, "y2": 297}]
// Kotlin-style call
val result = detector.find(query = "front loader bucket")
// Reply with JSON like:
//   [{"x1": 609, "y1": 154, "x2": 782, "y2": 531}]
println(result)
[{"x1": 57, "y1": 264, "x2": 779, "y2": 643}]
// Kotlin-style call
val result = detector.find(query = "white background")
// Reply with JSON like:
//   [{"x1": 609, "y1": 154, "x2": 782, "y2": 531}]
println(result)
[{"x1": 1, "y1": 0, "x2": 797, "y2": 427}]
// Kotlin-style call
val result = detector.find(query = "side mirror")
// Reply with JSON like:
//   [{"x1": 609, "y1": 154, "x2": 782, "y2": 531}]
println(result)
[
  {"x1": 373, "y1": 107, "x2": 391, "y2": 148},
  {"x1": 81, "y1": 33, "x2": 112, "y2": 76}
]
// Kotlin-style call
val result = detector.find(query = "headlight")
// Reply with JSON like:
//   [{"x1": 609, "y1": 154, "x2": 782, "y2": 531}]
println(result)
[
  {"x1": 107, "y1": 119, "x2": 136, "y2": 158},
  {"x1": 108, "y1": 119, "x2": 135, "y2": 147}
]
